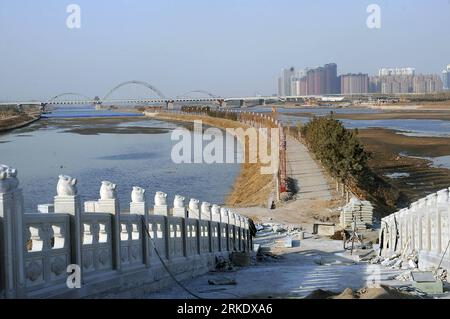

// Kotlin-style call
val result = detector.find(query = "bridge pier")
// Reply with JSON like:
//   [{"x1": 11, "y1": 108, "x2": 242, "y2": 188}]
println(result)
[
  {"x1": 165, "y1": 101, "x2": 174, "y2": 110},
  {"x1": 239, "y1": 100, "x2": 247, "y2": 108},
  {"x1": 219, "y1": 100, "x2": 227, "y2": 108},
  {"x1": 258, "y1": 99, "x2": 266, "y2": 106}
]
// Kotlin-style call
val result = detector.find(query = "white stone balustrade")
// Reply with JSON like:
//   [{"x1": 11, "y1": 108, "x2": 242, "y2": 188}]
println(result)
[
  {"x1": 0, "y1": 166, "x2": 252, "y2": 299},
  {"x1": 380, "y1": 187, "x2": 450, "y2": 270}
]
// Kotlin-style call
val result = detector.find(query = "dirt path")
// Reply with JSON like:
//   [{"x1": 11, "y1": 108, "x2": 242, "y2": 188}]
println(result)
[
  {"x1": 236, "y1": 137, "x2": 341, "y2": 231},
  {"x1": 286, "y1": 136, "x2": 332, "y2": 201}
]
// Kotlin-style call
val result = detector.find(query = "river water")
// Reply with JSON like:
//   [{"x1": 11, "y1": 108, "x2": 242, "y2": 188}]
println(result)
[
  {"x1": 0, "y1": 107, "x2": 242, "y2": 213},
  {"x1": 252, "y1": 106, "x2": 450, "y2": 170}
]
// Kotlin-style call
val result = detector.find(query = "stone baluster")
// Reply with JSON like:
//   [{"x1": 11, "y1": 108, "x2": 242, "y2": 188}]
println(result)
[
  {"x1": 153, "y1": 191, "x2": 168, "y2": 215},
  {"x1": 96, "y1": 181, "x2": 121, "y2": 270},
  {"x1": 53, "y1": 174, "x2": 83, "y2": 284},
  {"x1": 220, "y1": 207, "x2": 229, "y2": 225},
  {"x1": 172, "y1": 195, "x2": 187, "y2": 218},
  {"x1": 188, "y1": 198, "x2": 200, "y2": 219},
  {"x1": 426, "y1": 193, "x2": 438, "y2": 252},
  {"x1": 201, "y1": 202, "x2": 212, "y2": 221},
  {"x1": 211, "y1": 204, "x2": 221, "y2": 223},
  {"x1": 410, "y1": 201, "x2": 418, "y2": 251},
  {"x1": 417, "y1": 198, "x2": 427, "y2": 251},
  {"x1": 129, "y1": 186, "x2": 150, "y2": 266},
  {"x1": 437, "y1": 188, "x2": 450, "y2": 254},
  {"x1": 0, "y1": 165, "x2": 24, "y2": 298}
]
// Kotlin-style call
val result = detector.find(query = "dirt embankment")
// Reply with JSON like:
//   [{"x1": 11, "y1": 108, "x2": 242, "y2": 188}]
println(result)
[
  {"x1": 0, "y1": 113, "x2": 41, "y2": 132},
  {"x1": 147, "y1": 112, "x2": 274, "y2": 207},
  {"x1": 358, "y1": 128, "x2": 450, "y2": 205}
]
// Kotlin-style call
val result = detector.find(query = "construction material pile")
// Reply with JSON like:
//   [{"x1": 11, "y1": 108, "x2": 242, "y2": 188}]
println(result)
[
  {"x1": 370, "y1": 251, "x2": 419, "y2": 270},
  {"x1": 339, "y1": 197, "x2": 374, "y2": 229}
]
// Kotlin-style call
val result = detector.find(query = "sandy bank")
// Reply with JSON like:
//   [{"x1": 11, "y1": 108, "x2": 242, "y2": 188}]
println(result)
[
  {"x1": 146, "y1": 112, "x2": 274, "y2": 207},
  {"x1": 0, "y1": 113, "x2": 41, "y2": 132}
]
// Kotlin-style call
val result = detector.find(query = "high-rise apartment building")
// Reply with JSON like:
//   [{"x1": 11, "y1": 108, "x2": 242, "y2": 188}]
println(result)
[
  {"x1": 413, "y1": 74, "x2": 443, "y2": 94},
  {"x1": 277, "y1": 67, "x2": 295, "y2": 96},
  {"x1": 442, "y1": 65, "x2": 450, "y2": 90},
  {"x1": 340, "y1": 73, "x2": 369, "y2": 94},
  {"x1": 277, "y1": 63, "x2": 339, "y2": 96},
  {"x1": 369, "y1": 66, "x2": 443, "y2": 94},
  {"x1": 324, "y1": 63, "x2": 338, "y2": 94},
  {"x1": 378, "y1": 67, "x2": 415, "y2": 76}
]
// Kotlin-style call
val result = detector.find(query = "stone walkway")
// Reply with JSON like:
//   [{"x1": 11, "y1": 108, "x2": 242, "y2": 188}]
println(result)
[
  {"x1": 286, "y1": 136, "x2": 333, "y2": 201},
  {"x1": 235, "y1": 136, "x2": 338, "y2": 229},
  {"x1": 144, "y1": 236, "x2": 406, "y2": 299}
]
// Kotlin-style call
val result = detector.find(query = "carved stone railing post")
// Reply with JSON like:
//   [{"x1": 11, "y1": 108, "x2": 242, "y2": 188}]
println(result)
[
  {"x1": 0, "y1": 165, "x2": 24, "y2": 298},
  {"x1": 129, "y1": 186, "x2": 150, "y2": 267},
  {"x1": 188, "y1": 198, "x2": 201, "y2": 254},
  {"x1": 153, "y1": 191, "x2": 169, "y2": 259},
  {"x1": 201, "y1": 202, "x2": 212, "y2": 252},
  {"x1": 154, "y1": 191, "x2": 168, "y2": 216},
  {"x1": 172, "y1": 195, "x2": 187, "y2": 256},
  {"x1": 437, "y1": 189, "x2": 449, "y2": 254},
  {"x1": 425, "y1": 194, "x2": 436, "y2": 252},
  {"x1": 53, "y1": 175, "x2": 83, "y2": 282},
  {"x1": 173, "y1": 195, "x2": 187, "y2": 218},
  {"x1": 96, "y1": 181, "x2": 121, "y2": 271},
  {"x1": 417, "y1": 198, "x2": 426, "y2": 251}
]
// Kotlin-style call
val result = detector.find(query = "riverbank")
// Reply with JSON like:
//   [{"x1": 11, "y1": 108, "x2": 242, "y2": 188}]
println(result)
[
  {"x1": 279, "y1": 109, "x2": 450, "y2": 121},
  {"x1": 145, "y1": 112, "x2": 274, "y2": 207},
  {"x1": 357, "y1": 128, "x2": 450, "y2": 204},
  {"x1": 0, "y1": 113, "x2": 41, "y2": 132}
]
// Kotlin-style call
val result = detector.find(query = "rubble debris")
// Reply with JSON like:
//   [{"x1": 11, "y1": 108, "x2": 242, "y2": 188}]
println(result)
[
  {"x1": 305, "y1": 285, "x2": 421, "y2": 299},
  {"x1": 284, "y1": 236, "x2": 293, "y2": 248},
  {"x1": 371, "y1": 251, "x2": 419, "y2": 271},
  {"x1": 330, "y1": 229, "x2": 348, "y2": 241},
  {"x1": 312, "y1": 223, "x2": 336, "y2": 236},
  {"x1": 257, "y1": 251, "x2": 282, "y2": 262},
  {"x1": 435, "y1": 268, "x2": 448, "y2": 282},
  {"x1": 231, "y1": 252, "x2": 251, "y2": 267},
  {"x1": 303, "y1": 289, "x2": 338, "y2": 299},
  {"x1": 339, "y1": 197, "x2": 373, "y2": 229},
  {"x1": 214, "y1": 255, "x2": 234, "y2": 271},
  {"x1": 208, "y1": 277, "x2": 237, "y2": 286}
]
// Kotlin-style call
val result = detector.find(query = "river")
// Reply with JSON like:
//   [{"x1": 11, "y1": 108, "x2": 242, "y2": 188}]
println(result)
[{"x1": 0, "y1": 107, "x2": 242, "y2": 213}]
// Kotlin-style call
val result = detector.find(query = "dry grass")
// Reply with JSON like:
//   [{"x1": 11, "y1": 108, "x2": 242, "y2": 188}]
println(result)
[{"x1": 150, "y1": 112, "x2": 274, "y2": 207}]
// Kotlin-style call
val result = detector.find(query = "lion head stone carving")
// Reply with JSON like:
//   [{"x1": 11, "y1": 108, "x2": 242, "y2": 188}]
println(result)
[
  {"x1": 189, "y1": 198, "x2": 200, "y2": 211},
  {"x1": 100, "y1": 181, "x2": 117, "y2": 200},
  {"x1": 173, "y1": 195, "x2": 185, "y2": 208},
  {"x1": 154, "y1": 191, "x2": 167, "y2": 206},
  {"x1": 131, "y1": 186, "x2": 145, "y2": 203},
  {"x1": 56, "y1": 175, "x2": 77, "y2": 197}
]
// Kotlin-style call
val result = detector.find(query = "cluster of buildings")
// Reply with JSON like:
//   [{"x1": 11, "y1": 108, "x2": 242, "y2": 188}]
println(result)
[
  {"x1": 277, "y1": 63, "x2": 340, "y2": 96},
  {"x1": 443, "y1": 65, "x2": 450, "y2": 90},
  {"x1": 369, "y1": 68, "x2": 443, "y2": 94},
  {"x1": 277, "y1": 64, "x2": 449, "y2": 96}
]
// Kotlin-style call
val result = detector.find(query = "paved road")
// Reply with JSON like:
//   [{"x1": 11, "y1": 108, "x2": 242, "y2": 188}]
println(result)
[
  {"x1": 286, "y1": 136, "x2": 332, "y2": 201},
  {"x1": 145, "y1": 236, "x2": 405, "y2": 299}
]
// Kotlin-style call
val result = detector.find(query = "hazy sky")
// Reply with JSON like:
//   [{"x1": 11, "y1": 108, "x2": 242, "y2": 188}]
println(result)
[{"x1": 0, "y1": 0, "x2": 449, "y2": 100}]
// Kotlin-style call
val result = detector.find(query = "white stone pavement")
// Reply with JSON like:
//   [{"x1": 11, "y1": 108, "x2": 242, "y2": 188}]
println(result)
[
  {"x1": 286, "y1": 136, "x2": 333, "y2": 201},
  {"x1": 145, "y1": 237, "x2": 405, "y2": 299}
]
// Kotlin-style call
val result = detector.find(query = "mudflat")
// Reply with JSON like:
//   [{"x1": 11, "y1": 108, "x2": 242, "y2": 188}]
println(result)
[{"x1": 357, "y1": 128, "x2": 450, "y2": 203}]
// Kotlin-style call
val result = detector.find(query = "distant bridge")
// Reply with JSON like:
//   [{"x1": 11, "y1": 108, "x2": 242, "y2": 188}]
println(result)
[{"x1": 0, "y1": 79, "x2": 347, "y2": 110}]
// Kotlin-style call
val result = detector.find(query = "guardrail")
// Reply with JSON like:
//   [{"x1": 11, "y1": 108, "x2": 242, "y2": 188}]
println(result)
[
  {"x1": 380, "y1": 188, "x2": 450, "y2": 270},
  {"x1": 0, "y1": 165, "x2": 251, "y2": 298}
]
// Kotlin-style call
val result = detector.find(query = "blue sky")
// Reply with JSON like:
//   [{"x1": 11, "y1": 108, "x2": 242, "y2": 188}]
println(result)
[{"x1": 0, "y1": 0, "x2": 449, "y2": 100}]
